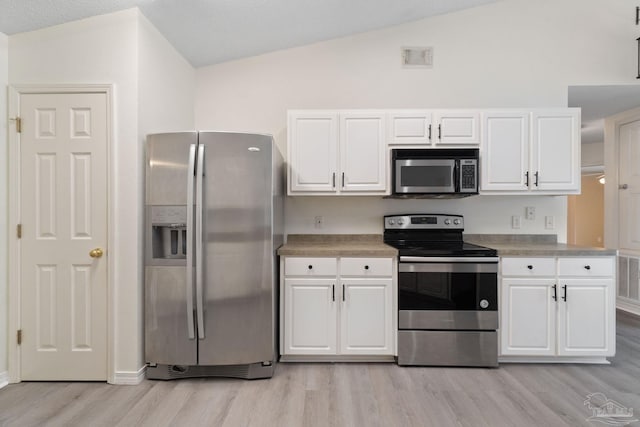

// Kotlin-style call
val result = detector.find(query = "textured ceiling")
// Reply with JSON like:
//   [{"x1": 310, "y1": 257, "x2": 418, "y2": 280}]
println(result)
[{"x1": 0, "y1": 0, "x2": 499, "y2": 67}]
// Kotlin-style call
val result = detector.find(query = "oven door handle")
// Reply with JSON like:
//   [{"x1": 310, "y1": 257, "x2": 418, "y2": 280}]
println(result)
[
  {"x1": 399, "y1": 262, "x2": 498, "y2": 273},
  {"x1": 400, "y1": 256, "x2": 499, "y2": 263}
]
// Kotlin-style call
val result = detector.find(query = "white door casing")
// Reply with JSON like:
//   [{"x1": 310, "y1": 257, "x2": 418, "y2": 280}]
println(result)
[
  {"x1": 8, "y1": 86, "x2": 113, "y2": 383},
  {"x1": 618, "y1": 118, "x2": 640, "y2": 252}
]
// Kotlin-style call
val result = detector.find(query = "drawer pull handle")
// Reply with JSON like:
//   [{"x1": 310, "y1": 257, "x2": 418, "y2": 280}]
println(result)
[
  {"x1": 308, "y1": 265, "x2": 313, "y2": 270},
  {"x1": 527, "y1": 265, "x2": 533, "y2": 270},
  {"x1": 364, "y1": 265, "x2": 369, "y2": 270},
  {"x1": 332, "y1": 284, "x2": 335, "y2": 301},
  {"x1": 584, "y1": 265, "x2": 591, "y2": 270}
]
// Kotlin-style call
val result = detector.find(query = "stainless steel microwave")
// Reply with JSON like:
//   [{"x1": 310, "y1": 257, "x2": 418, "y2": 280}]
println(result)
[{"x1": 392, "y1": 148, "x2": 479, "y2": 196}]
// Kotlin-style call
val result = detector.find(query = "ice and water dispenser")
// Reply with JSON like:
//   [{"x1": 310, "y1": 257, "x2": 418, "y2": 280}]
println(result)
[{"x1": 149, "y1": 206, "x2": 188, "y2": 261}]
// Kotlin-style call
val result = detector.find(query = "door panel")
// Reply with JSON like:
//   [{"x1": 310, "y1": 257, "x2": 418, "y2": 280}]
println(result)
[
  {"x1": 340, "y1": 112, "x2": 386, "y2": 192},
  {"x1": 197, "y1": 132, "x2": 275, "y2": 365},
  {"x1": 21, "y1": 92, "x2": 108, "y2": 380},
  {"x1": 501, "y1": 279, "x2": 556, "y2": 356}
]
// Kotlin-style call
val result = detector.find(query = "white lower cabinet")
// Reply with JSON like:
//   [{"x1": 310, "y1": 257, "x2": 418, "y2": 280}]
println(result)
[
  {"x1": 500, "y1": 256, "x2": 615, "y2": 361},
  {"x1": 281, "y1": 256, "x2": 395, "y2": 359}
]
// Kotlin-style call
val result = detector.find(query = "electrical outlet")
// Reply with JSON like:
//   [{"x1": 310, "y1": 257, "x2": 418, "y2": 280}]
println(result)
[
  {"x1": 545, "y1": 215, "x2": 555, "y2": 229},
  {"x1": 512, "y1": 215, "x2": 521, "y2": 229},
  {"x1": 314, "y1": 216, "x2": 324, "y2": 229},
  {"x1": 525, "y1": 206, "x2": 536, "y2": 220}
]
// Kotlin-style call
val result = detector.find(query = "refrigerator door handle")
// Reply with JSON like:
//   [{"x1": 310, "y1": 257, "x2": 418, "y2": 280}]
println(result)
[
  {"x1": 196, "y1": 144, "x2": 206, "y2": 339},
  {"x1": 186, "y1": 144, "x2": 196, "y2": 339}
]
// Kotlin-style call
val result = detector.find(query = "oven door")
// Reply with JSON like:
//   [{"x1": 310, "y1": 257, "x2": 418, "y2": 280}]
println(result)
[
  {"x1": 394, "y1": 159, "x2": 457, "y2": 194},
  {"x1": 398, "y1": 258, "x2": 498, "y2": 330}
]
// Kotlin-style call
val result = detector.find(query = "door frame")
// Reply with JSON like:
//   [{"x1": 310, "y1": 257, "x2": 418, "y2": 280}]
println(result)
[
  {"x1": 7, "y1": 84, "x2": 115, "y2": 383},
  {"x1": 604, "y1": 106, "x2": 640, "y2": 254}
]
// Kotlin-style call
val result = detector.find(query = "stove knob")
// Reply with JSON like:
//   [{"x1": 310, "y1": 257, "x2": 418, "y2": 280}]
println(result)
[
  {"x1": 388, "y1": 219, "x2": 395, "y2": 225},
  {"x1": 397, "y1": 219, "x2": 405, "y2": 225},
  {"x1": 480, "y1": 299, "x2": 490, "y2": 309},
  {"x1": 453, "y1": 219, "x2": 461, "y2": 225},
  {"x1": 444, "y1": 219, "x2": 451, "y2": 225}
]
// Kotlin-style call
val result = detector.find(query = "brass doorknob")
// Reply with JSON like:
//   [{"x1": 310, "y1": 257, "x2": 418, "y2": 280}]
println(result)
[{"x1": 89, "y1": 248, "x2": 104, "y2": 258}]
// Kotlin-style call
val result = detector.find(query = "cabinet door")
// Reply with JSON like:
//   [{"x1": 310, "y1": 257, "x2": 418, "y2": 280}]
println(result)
[
  {"x1": 339, "y1": 279, "x2": 393, "y2": 355},
  {"x1": 433, "y1": 110, "x2": 480, "y2": 145},
  {"x1": 501, "y1": 278, "x2": 556, "y2": 356},
  {"x1": 288, "y1": 112, "x2": 338, "y2": 193},
  {"x1": 283, "y1": 278, "x2": 337, "y2": 355},
  {"x1": 557, "y1": 279, "x2": 615, "y2": 356},
  {"x1": 387, "y1": 110, "x2": 433, "y2": 146},
  {"x1": 340, "y1": 112, "x2": 387, "y2": 192},
  {"x1": 480, "y1": 112, "x2": 529, "y2": 191},
  {"x1": 530, "y1": 110, "x2": 580, "y2": 192}
]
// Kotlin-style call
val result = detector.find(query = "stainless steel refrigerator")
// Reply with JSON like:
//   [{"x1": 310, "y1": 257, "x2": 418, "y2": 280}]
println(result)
[{"x1": 144, "y1": 131, "x2": 284, "y2": 380}]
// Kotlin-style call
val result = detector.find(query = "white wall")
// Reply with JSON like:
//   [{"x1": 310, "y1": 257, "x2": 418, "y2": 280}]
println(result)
[
  {"x1": 195, "y1": 0, "x2": 637, "y2": 242},
  {"x1": 136, "y1": 13, "x2": 195, "y2": 371},
  {"x1": 0, "y1": 32, "x2": 8, "y2": 386},
  {"x1": 582, "y1": 141, "x2": 604, "y2": 168},
  {"x1": 7, "y1": 8, "x2": 195, "y2": 382}
]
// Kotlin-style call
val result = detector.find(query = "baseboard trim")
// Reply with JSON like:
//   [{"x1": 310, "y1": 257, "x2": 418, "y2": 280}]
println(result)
[
  {"x1": 617, "y1": 299, "x2": 640, "y2": 317},
  {"x1": 112, "y1": 365, "x2": 146, "y2": 385},
  {"x1": 0, "y1": 371, "x2": 9, "y2": 389},
  {"x1": 499, "y1": 356, "x2": 611, "y2": 364}
]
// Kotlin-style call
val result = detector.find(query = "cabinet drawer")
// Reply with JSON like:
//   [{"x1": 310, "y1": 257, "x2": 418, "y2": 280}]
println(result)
[
  {"x1": 501, "y1": 258, "x2": 556, "y2": 276},
  {"x1": 284, "y1": 257, "x2": 337, "y2": 276},
  {"x1": 340, "y1": 258, "x2": 393, "y2": 277},
  {"x1": 557, "y1": 257, "x2": 614, "y2": 277}
]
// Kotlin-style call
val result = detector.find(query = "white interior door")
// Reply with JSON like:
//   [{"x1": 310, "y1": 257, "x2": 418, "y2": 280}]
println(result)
[
  {"x1": 619, "y1": 118, "x2": 640, "y2": 251},
  {"x1": 20, "y1": 92, "x2": 108, "y2": 380}
]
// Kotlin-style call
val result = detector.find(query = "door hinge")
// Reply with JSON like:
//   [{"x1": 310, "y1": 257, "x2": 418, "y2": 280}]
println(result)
[
  {"x1": 10, "y1": 117, "x2": 21, "y2": 133},
  {"x1": 17, "y1": 224, "x2": 22, "y2": 239},
  {"x1": 17, "y1": 330, "x2": 22, "y2": 345}
]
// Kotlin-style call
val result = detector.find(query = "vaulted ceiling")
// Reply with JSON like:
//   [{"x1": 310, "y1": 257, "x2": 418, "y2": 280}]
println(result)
[{"x1": 0, "y1": 0, "x2": 499, "y2": 67}]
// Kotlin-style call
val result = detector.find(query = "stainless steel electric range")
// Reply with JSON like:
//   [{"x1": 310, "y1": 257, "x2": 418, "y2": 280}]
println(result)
[{"x1": 384, "y1": 214, "x2": 499, "y2": 368}]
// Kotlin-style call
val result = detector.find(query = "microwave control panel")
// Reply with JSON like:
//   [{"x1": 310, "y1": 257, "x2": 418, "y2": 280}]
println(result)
[{"x1": 460, "y1": 159, "x2": 477, "y2": 192}]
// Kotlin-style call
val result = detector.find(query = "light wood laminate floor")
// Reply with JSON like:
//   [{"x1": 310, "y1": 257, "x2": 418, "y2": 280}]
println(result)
[{"x1": 2, "y1": 310, "x2": 640, "y2": 427}]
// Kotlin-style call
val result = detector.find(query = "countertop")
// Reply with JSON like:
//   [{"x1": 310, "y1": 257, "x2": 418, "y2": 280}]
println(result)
[
  {"x1": 278, "y1": 234, "x2": 398, "y2": 257},
  {"x1": 465, "y1": 234, "x2": 618, "y2": 257},
  {"x1": 278, "y1": 234, "x2": 617, "y2": 258}
]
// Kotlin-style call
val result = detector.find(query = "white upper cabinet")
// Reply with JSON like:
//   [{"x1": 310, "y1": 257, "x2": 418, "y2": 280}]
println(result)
[
  {"x1": 480, "y1": 109, "x2": 580, "y2": 194},
  {"x1": 340, "y1": 112, "x2": 386, "y2": 192},
  {"x1": 288, "y1": 111, "x2": 338, "y2": 193},
  {"x1": 387, "y1": 110, "x2": 480, "y2": 147},
  {"x1": 433, "y1": 110, "x2": 481, "y2": 145},
  {"x1": 531, "y1": 110, "x2": 581, "y2": 192},
  {"x1": 387, "y1": 110, "x2": 433, "y2": 146},
  {"x1": 481, "y1": 111, "x2": 529, "y2": 191},
  {"x1": 288, "y1": 110, "x2": 386, "y2": 195}
]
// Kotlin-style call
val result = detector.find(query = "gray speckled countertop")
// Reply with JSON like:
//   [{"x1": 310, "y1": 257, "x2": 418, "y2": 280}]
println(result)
[
  {"x1": 278, "y1": 234, "x2": 398, "y2": 257},
  {"x1": 465, "y1": 234, "x2": 617, "y2": 257}
]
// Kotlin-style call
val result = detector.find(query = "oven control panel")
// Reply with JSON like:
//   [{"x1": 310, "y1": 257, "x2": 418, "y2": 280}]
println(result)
[{"x1": 384, "y1": 214, "x2": 463, "y2": 230}]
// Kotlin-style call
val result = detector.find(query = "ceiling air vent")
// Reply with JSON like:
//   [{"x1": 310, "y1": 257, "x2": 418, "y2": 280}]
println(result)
[{"x1": 401, "y1": 47, "x2": 433, "y2": 68}]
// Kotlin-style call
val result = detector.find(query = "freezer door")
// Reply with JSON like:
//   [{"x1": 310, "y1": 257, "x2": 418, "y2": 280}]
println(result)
[
  {"x1": 197, "y1": 132, "x2": 275, "y2": 365},
  {"x1": 145, "y1": 132, "x2": 198, "y2": 366}
]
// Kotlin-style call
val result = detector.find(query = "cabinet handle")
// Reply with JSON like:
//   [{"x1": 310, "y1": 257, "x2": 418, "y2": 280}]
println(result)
[
  {"x1": 364, "y1": 265, "x2": 369, "y2": 270},
  {"x1": 562, "y1": 285, "x2": 567, "y2": 302},
  {"x1": 525, "y1": 171, "x2": 529, "y2": 187},
  {"x1": 342, "y1": 284, "x2": 345, "y2": 302},
  {"x1": 332, "y1": 173, "x2": 336, "y2": 189},
  {"x1": 527, "y1": 265, "x2": 533, "y2": 270},
  {"x1": 438, "y1": 124, "x2": 442, "y2": 139},
  {"x1": 584, "y1": 265, "x2": 591, "y2": 270},
  {"x1": 332, "y1": 284, "x2": 335, "y2": 302},
  {"x1": 428, "y1": 124, "x2": 432, "y2": 140},
  {"x1": 342, "y1": 172, "x2": 345, "y2": 188},
  {"x1": 534, "y1": 171, "x2": 539, "y2": 187},
  {"x1": 552, "y1": 284, "x2": 557, "y2": 301},
  {"x1": 308, "y1": 265, "x2": 313, "y2": 270}
]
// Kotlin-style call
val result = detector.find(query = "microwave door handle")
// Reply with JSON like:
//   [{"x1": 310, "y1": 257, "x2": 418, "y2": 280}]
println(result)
[{"x1": 453, "y1": 160, "x2": 460, "y2": 193}]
